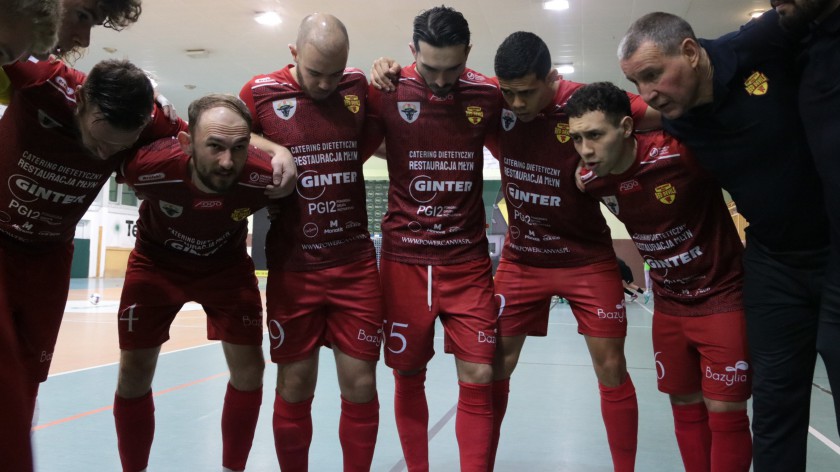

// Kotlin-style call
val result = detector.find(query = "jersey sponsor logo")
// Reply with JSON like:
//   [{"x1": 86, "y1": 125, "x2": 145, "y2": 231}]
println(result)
[
  {"x1": 554, "y1": 122, "x2": 571, "y2": 143},
  {"x1": 465, "y1": 71, "x2": 487, "y2": 82},
  {"x1": 357, "y1": 327, "x2": 383, "y2": 346},
  {"x1": 324, "y1": 218, "x2": 343, "y2": 234},
  {"x1": 303, "y1": 222, "x2": 319, "y2": 238},
  {"x1": 507, "y1": 182, "x2": 561, "y2": 208},
  {"x1": 272, "y1": 98, "x2": 297, "y2": 120},
  {"x1": 345, "y1": 220, "x2": 362, "y2": 229},
  {"x1": 744, "y1": 71, "x2": 769, "y2": 96},
  {"x1": 619, "y1": 180, "x2": 641, "y2": 195},
  {"x1": 501, "y1": 109, "x2": 517, "y2": 131},
  {"x1": 255, "y1": 77, "x2": 274, "y2": 84},
  {"x1": 465, "y1": 106, "x2": 484, "y2": 125},
  {"x1": 409, "y1": 175, "x2": 473, "y2": 203},
  {"x1": 649, "y1": 146, "x2": 670, "y2": 158},
  {"x1": 645, "y1": 246, "x2": 703, "y2": 269},
  {"x1": 193, "y1": 199, "x2": 223, "y2": 210},
  {"x1": 138, "y1": 172, "x2": 166, "y2": 183},
  {"x1": 477, "y1": 329, "x2": 497, "y2": 344},
  {"x1": 38, "y1": 109, "x2": 62, "y2": 129},
  {"x1": 159, "y1": 200, "x2": 183, "y2": 218},
  {"x1": 296, "y1": 170, "x2": 358, "y2": 200},
  {"x1": 398, "y1": 101, "x2": 420, "y2": 123},
  {"x1": 706, "y1": 360, "x2": 749, "y2": 386},
  {"x1": 231, "y1": 207, "x2": 251, "y2": 221},
  {"x1": 249, "y1": 172, "x2": 273, "y2": 185},
  {"x1": 597, "y1": 302, "x2": 626, "y2": 323},
  {"x1": 344, "y1": 94, "x2": 361, "y2": 113},
  {"x1": 10, "y1": 175, "x2": 86, "y2": 204},
  {"x1": 602, "y1": 195, "x2": 619, "y2": 215},
  {"x1": 654, "y1": 183, "x2": 676, "y2": 204},
  {"x1": 54, "y1": 76, "x2": 75, "y2": 96},
  {"x1": 429, "y1": 93, "x2": 453, "y2": 102}
]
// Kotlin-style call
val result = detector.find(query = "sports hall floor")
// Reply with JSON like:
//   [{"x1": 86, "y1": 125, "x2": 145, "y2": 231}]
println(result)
[{"x1": 32, "y1": 277, "x2": 839, "y2": 471}]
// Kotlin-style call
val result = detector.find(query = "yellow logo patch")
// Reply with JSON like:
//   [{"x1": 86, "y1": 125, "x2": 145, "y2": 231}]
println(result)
[
  {"x1": 344, "y1": 94, "x2": 360, "y2": 113},
  {"x1": 466, "y1": 106, "x2": 483, "y2": 125},
  {"x1": 655, "y1": 183, "x2": 677, "y2": 204},
  {"x1": 231, "y1": 208, "x2": 251, "y2": 221},
  {"x1": 744, "y1": 71, "x2": 769, "y2": 96},
  {"x1": 555, "y1": 123, "x2": 570, "y2": 143}
]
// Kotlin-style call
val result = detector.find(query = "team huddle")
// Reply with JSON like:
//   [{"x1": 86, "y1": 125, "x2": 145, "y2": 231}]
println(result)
[{"x1": 1, "y1": 1, "x2": 839, "y2": 471}]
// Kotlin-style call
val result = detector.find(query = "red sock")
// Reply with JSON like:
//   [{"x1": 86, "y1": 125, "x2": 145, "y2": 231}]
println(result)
[
  {"x1": 114, "y1": 391, "x2": 155, "y2": 472},
  {"x1": 273, "y1": 393, "x2": 313, "y2": 472},
  {"x1": 393, "y1": 369, "x2": 429, "y2": 472},
  {"x1": 455, "y1": 381, "x2": 493, "y2": 472},
  {"x1": 339, "y1": 395, "x2": 380, "y2": 472},
  {"x1": 0, "y1": 381, "x2": 33, "y2": 472},
  {"x1": 599, "y1": 375, "x2": 638, "y2": 472},
  {"x1": 488, "y1": 378, "x2": 510, "y2": 471},
  {"x1": 708, "y1": 410, "x2": 752, "y2": 472},
  {"x1": 221, "y1": 383, "x2": 262, "y2": 471},
  {"x1": 671, "y1": 402, "x2": 712, "y2": 472}
]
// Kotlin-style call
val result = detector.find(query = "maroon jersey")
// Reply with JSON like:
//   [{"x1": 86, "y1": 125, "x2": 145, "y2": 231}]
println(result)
[
  {"x1": 0, "y1": 58, "x2": 185, "y2": 248},
  {"x1": 240, "y1": 65, "x2": 373, "y2": 271},
  {"x1": 581, "y1": 130, "x2": 743, "y2": 316},
  {"x1": 493, "y1": 80, "x2": 649, "y2": 268},
  {"x1": 366, "y1": 64, "x2": 502, "y2": 265},
  {"x1": 121, "y1": 137, "x2": 274, "y2": 266}
]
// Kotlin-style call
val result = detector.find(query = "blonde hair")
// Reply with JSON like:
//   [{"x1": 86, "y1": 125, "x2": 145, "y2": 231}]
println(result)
[{"x1": 9, "y1": 0, "x2": 61, "y2": 55}]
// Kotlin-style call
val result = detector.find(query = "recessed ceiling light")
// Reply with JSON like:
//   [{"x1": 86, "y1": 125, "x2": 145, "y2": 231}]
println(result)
[
  {"x1": 102, "y1": 47, "x2": 117, "y2": 54},
  {"x1": 255, "y1": 11, "x2": 282, "y2": 26},
  {"x1": 555, "y1": 63, "x2": 575, "y2": 74},
  {"x1": 184, "y1": 84, "x2": 197, "y2": 90},
  {"x1": 748, "y1": 9, "x2": 766, "y2": 19},
  {"x1": 543, "y1": 0, "x2": 570, "y2": 11}
]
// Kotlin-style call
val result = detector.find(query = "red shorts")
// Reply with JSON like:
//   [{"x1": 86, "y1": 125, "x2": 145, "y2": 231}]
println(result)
[
  {"x1": 380, "y1": 257, "x2": 497, "y2": 370},
  {"x1": 493, "y1": 258, "x2": 627, "y2": 338},
  {"x1": 652, "y1": 309, "x2": 751, "y2": 401},
  {"x1": 265, "y1": 257, "x2": 384, "y2": 363},
  {"x1": 1, "y1": 240, "x2": 73, "y2": 383},
  {"x1": 118, "y1": 250, "x2": 264, "y2": 350}
]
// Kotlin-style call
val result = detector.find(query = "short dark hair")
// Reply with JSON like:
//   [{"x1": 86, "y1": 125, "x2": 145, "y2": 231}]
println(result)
[
  {"x1": 564, "y1": 82, "x2": 631, "y2": 126},
  {"x1": 413, "y1": 5, "x2": 470, "y2": 51},
  {"x1": 494, "y1": 31, "x2": 552, "y2": 81},
  {"x1": 187, "y1": 94, "x2": 252, "y2": 136},
  {"x1": 100, "y1": 0, "x2": 143, "y2": 31},
  {"x1": 82, "y1": 59, "x2": 153, "y2": 130},
  {"x1": 618, "y1": 12, "x2": 696, "y2": 60}
]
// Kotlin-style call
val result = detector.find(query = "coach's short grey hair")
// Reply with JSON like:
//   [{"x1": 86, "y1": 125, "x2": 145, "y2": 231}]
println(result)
[{"x1": 618, "y1": 12, "x2": 697, "y2": 60}]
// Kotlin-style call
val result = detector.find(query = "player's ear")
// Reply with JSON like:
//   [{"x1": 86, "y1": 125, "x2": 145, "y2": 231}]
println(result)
[
  {"x1": 177, "y1": 131, "x2": 192, "y2": 155},
  {"x1": 620, "y1": 116, "x2": 634, "y2": 137},
  {"x1": 289, "y1": 44, "x2": 298, "y2": 62},
  {"x1": 409, "y1": 42, "x2": 417, "y2": 57}
]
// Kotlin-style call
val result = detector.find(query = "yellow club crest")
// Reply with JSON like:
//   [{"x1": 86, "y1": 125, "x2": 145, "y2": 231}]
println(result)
[
  {"x1": 744, "y1": 71, "x2": 769, "y2": 96},
  {"x1": 466, "y1": 106, "x2": 483, "y2": 125},
  {"x1": 555, "y1": 123, "x2": 570, "y2": 143},
  {"x1": 231, "y1": 208, "x2": 251, "y2": 222},
  {"x1": 344, "y1": 94, "x2": 361, "y2": 113},
  {"x1": 654, "y1": 183, "x2": 677, "y2": 204}
]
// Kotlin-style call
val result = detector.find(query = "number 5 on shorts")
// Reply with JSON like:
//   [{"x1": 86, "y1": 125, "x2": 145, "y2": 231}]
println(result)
[{"x1": 387, "y1": 322, "x2": 409, "y2": 354}]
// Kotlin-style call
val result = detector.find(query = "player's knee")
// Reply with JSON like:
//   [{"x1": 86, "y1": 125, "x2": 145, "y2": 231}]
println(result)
[
  {"x1": 705, "y1": 398, "x2": 747, "y2": 413},
  {"x1": 457, "y1": 361, "x2": 493, "y2": 384},
  {"x1": 230, "y1": 361, "x2": 265, "y2": 391}
]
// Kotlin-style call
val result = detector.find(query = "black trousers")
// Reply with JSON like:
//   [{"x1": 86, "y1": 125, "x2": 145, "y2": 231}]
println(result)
[{"x1": 744, "y1": 238, "x2": 828, "y2": 472}]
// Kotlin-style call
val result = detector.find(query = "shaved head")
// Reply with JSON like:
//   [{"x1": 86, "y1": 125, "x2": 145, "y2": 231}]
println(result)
[{"x1": 296, "y1": 13, "x2": 349, "y2": 56}]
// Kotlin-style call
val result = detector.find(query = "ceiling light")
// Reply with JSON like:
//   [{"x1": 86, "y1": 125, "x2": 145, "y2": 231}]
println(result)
[
  {"x1": 748, "y1": 9, "x2": 766, "y2": 19},
  {"x1": 543, "y1": 0, "x2": 570, "y2": 11},
  {"x1": 185, "y1": 48, "x2": 210, "y2": 59},
  {"x1": 255, "y1": 11, "x2": 282, "y2": 26},
  {"x1": 102, "y1": 47, "x2": 117, "y2": 54},
  {"x1": 184, "y1": 84, "x2": 197, "y2": 90},
  {"x1": 555, "y1": 63, "x2": 575, "y2": 74}
]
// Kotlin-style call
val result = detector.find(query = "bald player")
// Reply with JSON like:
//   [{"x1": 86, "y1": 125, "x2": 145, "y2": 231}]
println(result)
[{"x1": 240, "y1": 14, "x2": 383, "y2": 471}]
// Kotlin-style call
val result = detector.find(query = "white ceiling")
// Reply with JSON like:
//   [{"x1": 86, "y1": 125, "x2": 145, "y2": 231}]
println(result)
[{"x1": 72, "y1": 0, "x2": 772, "y2": 113}]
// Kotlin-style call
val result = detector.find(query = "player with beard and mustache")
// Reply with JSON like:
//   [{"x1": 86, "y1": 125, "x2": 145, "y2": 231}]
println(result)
[
  {"x1": 239, "y1": 13, "x2": 385, "y2": 471},
  {"x1": 774, "y1": 0, "x2": 840, "y2": 443},
  {"x1": 113, "y1": 94, "x2": 290, "y2": 472},
  {"x1": 364, "y1": 6, "x2": 502, "y2": 471}
]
